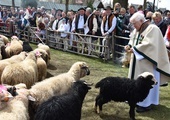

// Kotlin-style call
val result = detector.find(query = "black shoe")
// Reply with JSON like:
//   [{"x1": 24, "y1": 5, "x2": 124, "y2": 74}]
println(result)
[
  {"x1": 136, "y1": 105, "x2": 152, "y2": 113},
  {"x1": 160, "y1": 82, "x2": 168, "y2": 87}
]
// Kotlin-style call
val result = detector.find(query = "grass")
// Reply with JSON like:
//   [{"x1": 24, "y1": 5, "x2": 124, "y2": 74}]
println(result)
[{"x1": 32, "y1": 44, "x2": 170, "y2": 120}]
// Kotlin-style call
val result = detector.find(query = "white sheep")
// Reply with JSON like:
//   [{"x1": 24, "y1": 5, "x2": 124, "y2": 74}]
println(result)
[
  {"x1": 0, "y1": 52, "x2": 27, "y2": 82},
  {"x1": 29, "y1": 61, "x2": 90, "y2": 106},
  {"x1": 1, "y1": 52, "x2": 38, "y2": 88},
  {"x1": 0, "y1": 83, "x2": 35, "y2": 120},
  {"x1": 37, "y1": 43, "x2": 51, "y2": 60},
  {"x1": 35, "y1": 51, "x2": 47, "y2": 81},
  {"x1": 33, "y1": 48, "x2": 49, "y2": 65},
  {"x1": 0, "y1": 34, "x2": 10, "y2": 45},
  {"x1": 5, "y1": 36, "x2": 23, "y2": 58}
]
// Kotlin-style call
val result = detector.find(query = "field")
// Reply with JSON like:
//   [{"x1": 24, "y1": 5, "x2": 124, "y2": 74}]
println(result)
[{"x1": 32, "y1": 44, "x2": 170, "y2": 120}]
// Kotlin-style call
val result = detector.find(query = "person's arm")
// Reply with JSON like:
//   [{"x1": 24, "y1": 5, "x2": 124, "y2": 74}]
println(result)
[
  {"x1": 92, "y1": 17, "x2": 98, "y2": 34},
  {"x1": 100, "y1": 20, "x2": 104, "y2": 35},
  {"x1": 71, "y1": 17, "x2": 76, "y2": 32},
  {"x1": 107, "y1": 17, "x2": 116, "y2": 34}
]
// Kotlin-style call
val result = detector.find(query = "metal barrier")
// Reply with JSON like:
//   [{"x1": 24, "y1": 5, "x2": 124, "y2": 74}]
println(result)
[{"x1": 0, "y1": 24, "x2": 130, "y2": 61}]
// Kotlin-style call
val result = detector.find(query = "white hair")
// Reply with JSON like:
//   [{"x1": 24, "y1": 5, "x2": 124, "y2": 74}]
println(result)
[
  {"x1": 86, "y1": 7, "x2": 92, "y2": 14},
  {"x1": 130, "y1": 12, "x2": 146, "y2": 23}
]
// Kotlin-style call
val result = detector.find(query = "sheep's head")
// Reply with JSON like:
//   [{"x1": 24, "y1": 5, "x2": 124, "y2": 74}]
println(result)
[
  {"x1": 68, "y1": 62, "x2": 90, "y2": 80},
  {"x1": 0, "y1": 85, "x2": 13, "y2": 109},
  {"x1": 137, "y1": 72, "x2": 157, "y2": 88}
]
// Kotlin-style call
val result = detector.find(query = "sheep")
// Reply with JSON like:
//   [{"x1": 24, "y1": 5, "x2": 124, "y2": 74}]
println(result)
[
  {"x1": 5, "y1": 36, "x2": 23, "y2": 58},
  {"x1": 34, "y1": 80, "x2": 91, "y2": 120},
  {"x1": 37, "y1": 43, "x2": 51, "y2": 60},
  {"x1": 94, "y1": 72, "x2": 158, "y2": 120},
  {"x1": 35, "y1": 51, "x2": 47, "y2": 81},
  {"x1": 0, "y1": 83, "x2": 35, "y2": 120},
  {"x1": 22, "y1": 41, "x2": 33, "y2": 52},
  {"x1": 0, "y1": 39, "x2": 5, "y2": 60},
  {"x1": 29, "y1": 61, "x2": 90, "y2": 107},
  {"x1": 34, "y1": 48, "x2": 49, "y2": 65},
  {"x1": 1, "y1": 52, "x2": 38, "y2": 88},
  {"x1": 0, "y1": 34, "x2": 10, "y2": 45},
  {"x1": 0, "y1": 52, "x2": 27, "y2": 82}
]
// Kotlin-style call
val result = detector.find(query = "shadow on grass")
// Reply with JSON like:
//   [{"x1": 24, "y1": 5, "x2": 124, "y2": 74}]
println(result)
[
  {"x1": 47, "y1": 63, "x2": 57, "y2": 70},
  {"x1": 99, "y1": 114, "x2": 131, "y2": 120},
  {"x1": 136, "y1": 104, "x2": 170, "y2": 120}
]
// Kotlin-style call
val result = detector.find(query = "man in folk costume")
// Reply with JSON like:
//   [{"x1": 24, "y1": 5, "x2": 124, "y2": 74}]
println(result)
[
  {"x1": 84, "y1": 7, "x2": 98, "y2": 55},
  {"x1": 72, "y1": 7, "x2": 87, "y2": 52},
  {"x1": 124, "y1": 12, "x2": 170, "y2": 112},
  {"x1": 100, "y1": 6, "x2": 117, "y2": 59}
]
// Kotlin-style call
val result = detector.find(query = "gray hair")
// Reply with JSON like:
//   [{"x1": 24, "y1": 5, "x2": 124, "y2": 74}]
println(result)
[
  {"x1": 130, "y1": 12, "x2": 146, "y2": 23},
  {"x1": 86, "y1": 7, "x2": 92, "y2": 14}
]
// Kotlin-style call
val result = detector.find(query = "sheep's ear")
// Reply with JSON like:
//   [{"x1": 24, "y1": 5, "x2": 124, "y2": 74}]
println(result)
[{"x1": 28, "y1": 95, "x2": 36, "y2": 101}]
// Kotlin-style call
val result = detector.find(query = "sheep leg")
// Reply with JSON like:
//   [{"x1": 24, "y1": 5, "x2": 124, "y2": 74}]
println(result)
[
  {"x1": 129, "y1": 103, "x2": 136, "y2": 120},
  {"x1": 96, "y1": 96, "x2": 108, "y2": 114},
  {"x1": 94, "y1": 95, "x2": 100, "y2": 113}
]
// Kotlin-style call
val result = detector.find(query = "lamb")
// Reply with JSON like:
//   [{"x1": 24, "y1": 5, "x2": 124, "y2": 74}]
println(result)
[
  {"x1": 1, "y1": 52, "x2": 38, "y2": 88},
  {"x1": 5, "y1": 36, "x2": 23, "y2": 58},
  {"x1": 34, "y1": 80, "x2": 91, "y2": 120},
  {"x1": 0, "y1": 83, "x2": 35, "y2": 120},
  {"x1": 35, "y1": 51, "x2": 47, "y2": 81},
  {"x1": 0, "y1": 52, "x2": 27, "y2": 82},
  {"x1": 94, "y1": 72, "x2": 157, "y2": 120},
  {"x1": 29, "y1": 61, "x2": 90, "y2": 107}
]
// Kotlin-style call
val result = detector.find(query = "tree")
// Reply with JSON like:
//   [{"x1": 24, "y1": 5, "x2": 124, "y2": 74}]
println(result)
[
  {"x1": 65, "y1": 0, "x2": 69, "y2": 13},
  {"x1": 143, "y1": 0, "x2": 147, "y2": 10},
  {"x1": 21, "y1": 0, "x2": 38, "y2": 8},
  {"x1": 12, "y1": 0, "x2": 15, "y2": 8}
]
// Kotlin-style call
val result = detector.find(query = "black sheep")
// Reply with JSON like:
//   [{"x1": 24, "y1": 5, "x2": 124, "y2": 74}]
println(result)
[
  {"x1": 95, "y1": 72, "x2": 157, "y2": 120},
  {"x1": 22, "y1": 41, "x2": 33, "y2": 52},
  {"x1": 34, "y1": 80, "x2": 92, "y2": 120}
]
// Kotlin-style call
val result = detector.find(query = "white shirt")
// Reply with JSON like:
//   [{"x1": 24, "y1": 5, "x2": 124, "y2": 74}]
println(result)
[
  {"x1": 57, "y1": 23, "x2": 69, "y2": 38},
  {"x1": 78, "y1": 15, "x2": 84, "y2": 29},
  {"x1": 52, "y1": 19, "x2": 58, "y2": 30},
  {"x1": 101, "y1": 15, "x2": 117, "y2": 35}
]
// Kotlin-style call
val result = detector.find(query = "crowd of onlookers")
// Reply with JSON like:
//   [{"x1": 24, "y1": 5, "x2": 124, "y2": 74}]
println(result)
[{"x1": 0, "y1": 3, "x2": 170, "y2": 57}]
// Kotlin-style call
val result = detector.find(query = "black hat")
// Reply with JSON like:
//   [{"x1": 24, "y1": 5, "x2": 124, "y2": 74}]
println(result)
[
  {"x1": 104, "y1": 6, "x2": 113, "y2": 10},
  {"x1": 78, "y1": 7, "x2": 85, "y2": 11}
]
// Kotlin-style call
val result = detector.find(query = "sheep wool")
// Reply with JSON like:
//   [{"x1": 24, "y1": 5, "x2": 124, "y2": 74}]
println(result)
[
  {"x1": 0, "y1": 52, "x2": 27, "y2": 82},
  {"x1": 35, "y1": 51, "x2": 47, "y2": 81},
  {"x1": 0, "y1": 35, "x2": 10, "y2": 45},
  {"x1": 1, "y1": 52, "x2": 38, "y2": 88},
  {"x1": 29, "y1": 61, "x2": 90, "y2": 106},
  {"x1": 5, "y1": 36, "x2": 23, "y2": 58}
]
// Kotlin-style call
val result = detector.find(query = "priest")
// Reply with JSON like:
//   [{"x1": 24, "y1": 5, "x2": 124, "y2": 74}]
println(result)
[{"x1": 124, "y1": 12, "x2": 170, "y2": 112}]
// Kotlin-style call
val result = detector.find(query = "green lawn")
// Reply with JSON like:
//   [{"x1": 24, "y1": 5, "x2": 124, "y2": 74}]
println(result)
[{"x1": 32, "y1": 44, "x2": 170, "y2": 120}]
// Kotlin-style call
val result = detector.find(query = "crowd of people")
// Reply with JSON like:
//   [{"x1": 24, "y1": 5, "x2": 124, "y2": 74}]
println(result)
[{"x1": 0, "y1": 3, "x2": 170, "y2": 55}]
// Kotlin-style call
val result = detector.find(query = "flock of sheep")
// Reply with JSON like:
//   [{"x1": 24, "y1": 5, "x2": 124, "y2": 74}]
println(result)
[
  {"x1": 0, "y1": 34, "x2": 92, "y2": 120},
  {"x1": 0, "y1": 34, "x2": 156, "y2": 120}
]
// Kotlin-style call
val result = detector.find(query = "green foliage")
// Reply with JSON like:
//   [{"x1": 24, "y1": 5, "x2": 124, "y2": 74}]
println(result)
[
  {"x1": 87, "y1": 0, "x2": 94, "y2": 10},
  {"x1": 21, "y1": 0, "x2": 38, "y2": 8}
]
